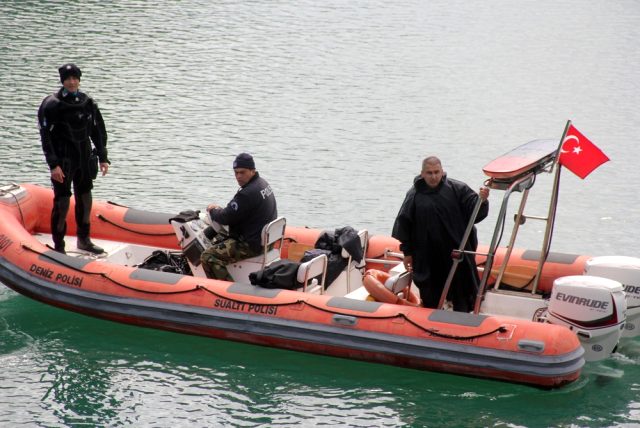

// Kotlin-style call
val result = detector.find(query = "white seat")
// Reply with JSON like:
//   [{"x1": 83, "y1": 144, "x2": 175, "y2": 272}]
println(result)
[
  {"x1": 385, "y1": 270, "x2": 412, "y2": 294},
  {"x1": 326, "y1": 229, "x2": 368, "y2": 296},
  {"x1": 297, "y1": 253, "x2": 328, "y2": 294},
  {"x1": 344, "y1": 229, "x2": 368, "y2": 292},
  {"x1": 227, "y1": 217, "x2": 287, "y2": 283}
]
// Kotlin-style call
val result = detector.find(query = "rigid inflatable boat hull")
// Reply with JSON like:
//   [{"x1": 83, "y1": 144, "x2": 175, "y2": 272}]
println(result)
[{"x1": 0, "y1": 184, "x2": 586, "y2": 388}]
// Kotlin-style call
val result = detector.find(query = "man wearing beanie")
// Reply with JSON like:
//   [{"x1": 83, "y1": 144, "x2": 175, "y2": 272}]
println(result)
[
  {"x1": 37, "y1": 63, "x2": 110, "y2": 254},
  {"x1": 201, "y1": 153, "x2": 277, "y2": 280}
]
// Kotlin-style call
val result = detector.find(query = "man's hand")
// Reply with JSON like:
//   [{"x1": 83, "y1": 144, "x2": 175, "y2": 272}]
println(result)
[
  {"x1": 403, "y1": 255, "x2": 413, "y2": 272},
  {"x1": 479, "y1": 186, "x2": 490, "y2": 200},
  {"x1": 100, "y1": 162, "x2": 109, "y2": 176},
  {"x1": 51, "y1": 166, "x2": 65, "y2": 183}
]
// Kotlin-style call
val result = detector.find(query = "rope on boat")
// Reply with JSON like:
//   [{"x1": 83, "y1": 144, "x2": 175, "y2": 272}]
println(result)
[
  {"x1": 1, "y1": 183, "x2": 26, "y2": 228},
  {"x1": 23, "y1": 243, "x2": 509, "y2": 341},
  {"x1": 421, "y1": 326, "x2": 507, "y2": 340},
  {"x1": 96, "y1": 214, "x2": 175, "y2": 236},
  {"x1": 195, "y1": 286, "x2": 508, "y2": 340}
]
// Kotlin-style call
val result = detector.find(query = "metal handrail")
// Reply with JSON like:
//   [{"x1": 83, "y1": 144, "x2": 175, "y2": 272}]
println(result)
[{"x1": 473, "y1": 173, "x2": 536, "y2": 313}]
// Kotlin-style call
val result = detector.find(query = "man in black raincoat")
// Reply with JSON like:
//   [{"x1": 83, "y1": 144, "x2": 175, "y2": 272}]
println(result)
[{"x1": 392, "y1": 156, "x2": 489, "y2": 312}]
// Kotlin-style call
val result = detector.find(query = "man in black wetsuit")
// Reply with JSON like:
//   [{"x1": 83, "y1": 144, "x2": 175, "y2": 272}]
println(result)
[
  {"x1": 392, "y1": 156, "x2": 489, "y2": 312},
  {"x1": 38, "y1": 63, "x2": 110, "y2": 254},
  {"x1": 200, "y1": 153, "x2": 278, "y2": 280}
]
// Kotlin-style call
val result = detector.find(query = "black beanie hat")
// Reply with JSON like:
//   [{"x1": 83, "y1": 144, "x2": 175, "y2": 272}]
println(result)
[
  {"x1": 233, "y1": 153, "x2": 255, "y2": 170},
  {"x1": 58, "y1": 63, "x2": 82, "y2": 83}
]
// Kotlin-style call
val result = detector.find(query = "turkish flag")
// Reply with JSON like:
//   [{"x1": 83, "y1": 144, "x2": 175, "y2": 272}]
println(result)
[{"x1": 558, "y1": 124, "x2": 609, "y2": 179}]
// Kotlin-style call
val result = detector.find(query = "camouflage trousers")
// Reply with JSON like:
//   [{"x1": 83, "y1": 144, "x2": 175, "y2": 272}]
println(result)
[{"x1": 200, "y1": 237, "x2": 260, "y2": 281}]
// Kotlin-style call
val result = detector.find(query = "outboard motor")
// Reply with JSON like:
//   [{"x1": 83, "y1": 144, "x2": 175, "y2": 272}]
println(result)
[
  {"x1": 585, "y1": 256, "x2": 640, "y2": 338},
  {"x1": 546, "y1": 275, "x2": 626, "y2": 361}
]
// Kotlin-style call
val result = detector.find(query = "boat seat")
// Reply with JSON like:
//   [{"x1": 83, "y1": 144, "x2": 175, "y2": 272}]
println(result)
[
  {"x1": 226, "y1": 217, "x2": 287, "y2": 284},
  {"x1": 385, "y1": 270, "x2": 412, "y2": 294},
  {"x1": 297, "y1": 253, "x2": 328, "y2": 294},
  {"x1": 326, "y1": 229, "x2": 368, "y2": 296},
  {"x1": 344, "y1": 229, "x2": 368, "y2": 292}
]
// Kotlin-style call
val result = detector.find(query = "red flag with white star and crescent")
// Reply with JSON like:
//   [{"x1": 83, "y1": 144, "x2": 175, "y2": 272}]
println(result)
[{"x1": 558, "y1": 124, "x2": 609, "y2": 179}]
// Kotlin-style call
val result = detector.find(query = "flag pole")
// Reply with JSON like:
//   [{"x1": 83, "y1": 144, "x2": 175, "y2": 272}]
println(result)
[
  {"x1": 553, "y1": 119, "x2": 572, "y2": 170},
  {"x1": 530, "y1": 119, "x2": 572, "y2": 293}
]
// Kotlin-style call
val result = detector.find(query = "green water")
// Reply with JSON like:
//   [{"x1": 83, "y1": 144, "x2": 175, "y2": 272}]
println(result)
[
  {"x1": 1, "y1": 290, "x2": 638, "y2": 426},
  {"x1": 1, "y1": 0, "x2": 639, "y2": 426}
]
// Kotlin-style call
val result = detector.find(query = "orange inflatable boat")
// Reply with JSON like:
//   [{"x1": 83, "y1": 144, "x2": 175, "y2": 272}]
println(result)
[{"x1": 0, "y1": 183, "x2": 586, "y2": 388}]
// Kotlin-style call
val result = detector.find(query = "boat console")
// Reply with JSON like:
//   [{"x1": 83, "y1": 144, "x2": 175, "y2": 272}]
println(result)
[{"x1": 170, "y1": 211, "x2": 216, "y2": 278}]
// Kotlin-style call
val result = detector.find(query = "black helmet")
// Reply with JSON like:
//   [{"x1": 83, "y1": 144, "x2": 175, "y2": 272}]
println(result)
[{"x1": 58, "y1": 63, "x2": 82, "y2": 83}]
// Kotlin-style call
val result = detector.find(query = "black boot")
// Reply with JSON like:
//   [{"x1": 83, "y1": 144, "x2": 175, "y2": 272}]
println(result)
[
  {"x1": 77, "y1": 237, "x2": 104, "y2": 254},
  {"x1": 52, "y1": 196, "x2": 70, "y2": 255},
  {"x1": 75, "y1": 192, "x2": 103, "y2": 254}
]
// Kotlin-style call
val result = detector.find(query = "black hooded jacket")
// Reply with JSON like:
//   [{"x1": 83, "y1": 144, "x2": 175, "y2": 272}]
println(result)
[
  {"x1": 210, "y1": 172, "x2": 277, "y2": 252},
  {"x1": 391, "y1": 174, "x2": 488, "y2": 284}
]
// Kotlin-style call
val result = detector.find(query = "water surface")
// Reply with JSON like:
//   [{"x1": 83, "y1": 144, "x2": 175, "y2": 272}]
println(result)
[{"x1": 1, "y1": 1, "x2": 639, "y2": 426}]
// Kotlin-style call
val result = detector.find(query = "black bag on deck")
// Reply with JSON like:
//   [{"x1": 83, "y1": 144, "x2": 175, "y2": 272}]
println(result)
[
  {"x1": 249, "y1": 259, "x2": 301, "y2": 289},
  {"x1": 314, "y1": 231, "x2": 340, "y2": 253},
  {"x1": 300, "y1": 248, "x2": 346, "y2": 287},
  {"x1": 334, "y1": 226, "x2": 363, "y2": 263},
  {"x1": 136, "y1": 250, "x2": 192, "y2": 275},
  {"x1": 302, "y1": 226, "x2": 362, "y2": 287},
  {"x1": 313, "y1": 227, "x2": 363, "y2": 262}
]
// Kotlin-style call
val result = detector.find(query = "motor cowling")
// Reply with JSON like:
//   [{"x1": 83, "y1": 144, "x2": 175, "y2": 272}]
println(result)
[
  {"x1": 585, "y1": 256, "x2": 640, "y2": 338},
  {"x1": 546, "y1": 275, "x2": 626, "y2": 361},
  {"x1": 170, "y1": 215, "x2": 213, "y2": 278}
]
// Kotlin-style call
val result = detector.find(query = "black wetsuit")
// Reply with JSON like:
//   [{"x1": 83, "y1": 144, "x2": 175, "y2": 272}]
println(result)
[
  {"x1": 209, "y1": 172, "x2": 277, "y2": 253},
  {"x1": 38, "y1": 88, "x2": 109, "y2": 249},
  {"x1": 392, "y1": 175, "x2": 489, "y2": 312}
]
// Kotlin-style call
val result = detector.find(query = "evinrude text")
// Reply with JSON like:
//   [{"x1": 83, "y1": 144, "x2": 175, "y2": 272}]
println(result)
[
  {"x1": 555, "y1": 292, "x2": 609, "y2": 310},
  {"x1": 624, "y1": 285, "x2": 640, "y2": 296}
]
